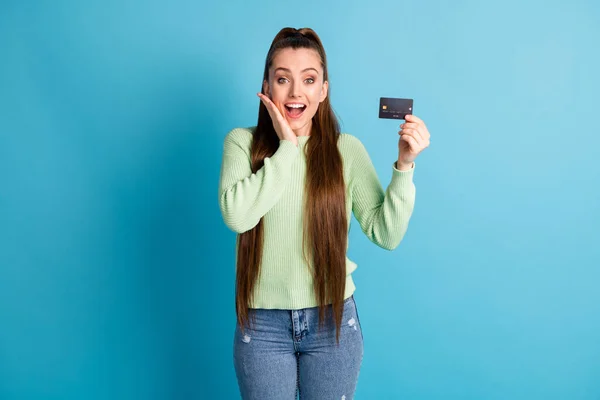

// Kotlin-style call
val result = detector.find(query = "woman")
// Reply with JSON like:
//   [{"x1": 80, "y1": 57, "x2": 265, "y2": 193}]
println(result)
[{"x1": 218, "y1": 27, "x2": 430, "y2": 400}]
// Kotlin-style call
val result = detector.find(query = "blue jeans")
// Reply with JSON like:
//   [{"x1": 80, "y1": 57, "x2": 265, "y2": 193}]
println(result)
[{"x1": 233, "y1": 295, "x2": 364, "y2": 399}]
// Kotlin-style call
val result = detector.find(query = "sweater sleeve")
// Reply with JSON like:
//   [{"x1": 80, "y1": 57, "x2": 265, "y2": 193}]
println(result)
[
  {"x1": 350, "y1": 138, "x2": 416, "y2": 250},
  {"x1": 218, "y1": 128, "x2": 299, "y2": 233}
]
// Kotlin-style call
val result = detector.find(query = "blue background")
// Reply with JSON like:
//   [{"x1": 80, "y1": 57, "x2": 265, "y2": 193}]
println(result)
[{"x1": 1, "y1": 0, "x2": 599, "y2": 399}]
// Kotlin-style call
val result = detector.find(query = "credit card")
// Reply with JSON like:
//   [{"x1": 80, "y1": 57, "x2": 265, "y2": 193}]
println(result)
[{"x1": 379, "y1": 97, "x2": 413, "y2": 120}]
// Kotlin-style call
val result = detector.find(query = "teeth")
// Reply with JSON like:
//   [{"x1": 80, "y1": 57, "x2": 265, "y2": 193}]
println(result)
[{"x1": 286, "y1": 104, "x2": 305, "y2": 108}]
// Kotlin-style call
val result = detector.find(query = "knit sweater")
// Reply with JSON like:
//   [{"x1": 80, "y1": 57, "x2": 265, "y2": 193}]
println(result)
[{"x1": 218, "y1": 126, "x2": 416, "y2": 310}]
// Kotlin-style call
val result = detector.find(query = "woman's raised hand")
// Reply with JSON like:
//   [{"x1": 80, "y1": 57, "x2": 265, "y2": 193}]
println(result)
[{"x1": 257, "y1": 93, "x2": 298, "y2": 146}]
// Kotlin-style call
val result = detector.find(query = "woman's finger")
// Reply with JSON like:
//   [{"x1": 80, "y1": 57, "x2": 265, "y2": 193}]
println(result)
[
  {"x1": 399, "y1": 128, "x2": 422, "y2": 144},
  {"x1": 401, "y1": 122, "x2": 427, "y2": 142},
  {"x1": 405, "y1": 114, "x2": 424, "y2": 124},
  {"x1": 400, "y1": 127, "x2": 419, "y2": 136},
  {"x1": 405, "y1": 116, "x2": 429, "y2": 138},
  {"x1": 401, "y1": 122, "x2": 422, "y2": 135},
  {"x1": 400, "y1": 132, "x2": 420, "y2": 152},
  {"x1": 258, "y1": 93, "x2": 283, "y2": 121},
  {"x1": 400, "y1": 122, "x2": 419, "y2": 130},
  {"x1": 399, "y1": 130, "x2": 422, "y2": 148},
  {"x1": 257, "y1": 93, "x2": 273, "y2": 110},
  {"x1": 258, "y1": 92, "x2": 277, "y2": 112}
]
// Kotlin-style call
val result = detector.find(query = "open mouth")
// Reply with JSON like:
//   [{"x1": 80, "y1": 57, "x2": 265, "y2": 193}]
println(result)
[{"x1": 285, "y1": 104, "x2": 307, "y2": 119}]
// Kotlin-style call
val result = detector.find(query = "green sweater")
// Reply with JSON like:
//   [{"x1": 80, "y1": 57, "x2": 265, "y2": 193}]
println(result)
[{"x1": 218, "y1": 127, "x2": 416, "y2": 310}]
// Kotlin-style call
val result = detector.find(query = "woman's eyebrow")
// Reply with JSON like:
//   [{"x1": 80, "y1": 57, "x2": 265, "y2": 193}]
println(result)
[{"x1": 274, "y1": 67, "x2": 318, "y2": 73}]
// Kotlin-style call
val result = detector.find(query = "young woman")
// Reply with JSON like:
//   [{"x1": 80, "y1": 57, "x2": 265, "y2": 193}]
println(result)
[{"x1": 219, "y1": 27, "x2": 430, "y2": 400}]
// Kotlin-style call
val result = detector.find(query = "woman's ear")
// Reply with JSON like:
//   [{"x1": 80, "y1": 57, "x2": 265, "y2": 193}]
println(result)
[
  {"x1": 262, "y1": 80, "x2": 270, "y2": 98},
  {"x1": 319, "y1": 80, "x2": 329, "y2": 103}
]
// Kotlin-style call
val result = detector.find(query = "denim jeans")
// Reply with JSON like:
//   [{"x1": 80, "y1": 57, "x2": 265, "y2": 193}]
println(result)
[{"x1": 233, "y1": 295, "x2": 364, "y2": 399}]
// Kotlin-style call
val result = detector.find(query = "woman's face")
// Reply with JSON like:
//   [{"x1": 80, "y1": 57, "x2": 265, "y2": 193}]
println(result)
[{"x1": 263, "y1": 47, "x2": 328, "y2": 136}]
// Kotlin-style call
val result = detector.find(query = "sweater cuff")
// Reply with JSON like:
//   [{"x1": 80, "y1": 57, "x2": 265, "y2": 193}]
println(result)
[{"x1": 390, "y1": 161, "x2": 415, "y2": 188}]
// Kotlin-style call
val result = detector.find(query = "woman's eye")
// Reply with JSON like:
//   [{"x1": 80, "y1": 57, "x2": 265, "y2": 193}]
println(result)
[{"x1": 277, "y1": 77, "x2": 314, "y2": 84}]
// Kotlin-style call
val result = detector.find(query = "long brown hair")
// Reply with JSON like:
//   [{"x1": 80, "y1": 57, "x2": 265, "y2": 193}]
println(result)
[{"x1": 236, "y1": 27, "x2": 347, "y2": 344}]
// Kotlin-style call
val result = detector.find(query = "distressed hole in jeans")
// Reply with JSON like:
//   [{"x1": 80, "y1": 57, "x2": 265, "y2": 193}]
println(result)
[{"x1": 348, "y1": 318, "x2": 357, "y2": 330}]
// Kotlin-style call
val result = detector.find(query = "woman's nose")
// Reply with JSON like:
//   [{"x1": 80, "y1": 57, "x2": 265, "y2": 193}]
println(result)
[{"x1": 290, "y1": 81, "x2": 302, "y2": 97}]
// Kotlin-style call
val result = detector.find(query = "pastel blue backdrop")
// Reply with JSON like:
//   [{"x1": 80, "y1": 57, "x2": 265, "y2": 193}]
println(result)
[{"x1": 1, "y1": 0, "x2": 598, "y2": 399}]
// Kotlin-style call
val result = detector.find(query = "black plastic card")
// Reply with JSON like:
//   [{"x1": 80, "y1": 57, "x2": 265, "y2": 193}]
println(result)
[{"x1": 379, "y1": 97, "x2": 413, "y2": 120}]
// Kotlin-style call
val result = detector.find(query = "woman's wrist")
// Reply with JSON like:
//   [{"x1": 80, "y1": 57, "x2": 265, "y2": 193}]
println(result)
[{"x1": 396, "y1": 160, "x2": 413, "y2": 171}]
